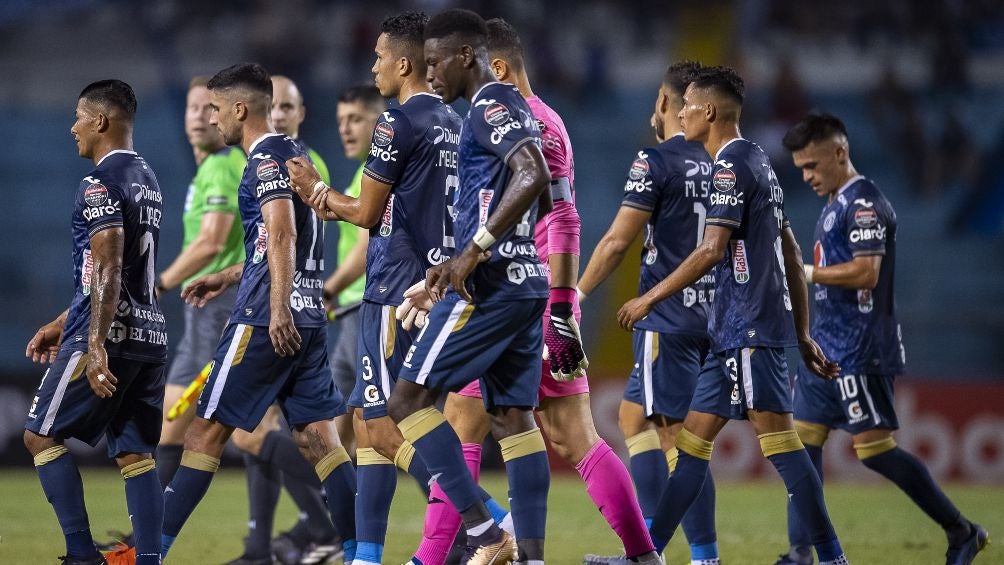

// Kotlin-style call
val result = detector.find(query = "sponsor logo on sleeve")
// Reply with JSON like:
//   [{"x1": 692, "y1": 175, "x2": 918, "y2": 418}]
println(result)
[
  {"x1": 849, "y1": 225, "x2": 885, "y2": 243},
  {"x1": 84, "y1": 183, "x2": 109, "y2": 206},
  {"x1": 81, "y1": 249, "x2": 93, "y2": 295},
  {"x1": 731, "y1": 240, "x2": 750, "y2": 284},
  {"x1": 379, "y1": 194, "x2": 395, "y2": 237},
  {"x1": 484, "y1": 102, "x2": 511, "y2": 126},
  {"x1": 373, "y1": 122, "x2": 395, "y2": 147},
  {"x1": 256, "y1": 159, "x2": 279, "y2": 181},
  {"x1": 713, "y1": 168, "x2": 736, "y2": 192},
  {"x1": 252, "y1": 223, "x2": 268, "y2": 263},
  {"x1": 854, "y1": 208, "x2": 878, "y2": 228},
  {"x1": 207, "y1": 195, "x2": 229, "y2": 206},
  {"x1": 478, "y1": 189, "x2": 494, "y2": 226},
  {"x1": 628, "y1": 157, "x2": 650, "y2": 181}
]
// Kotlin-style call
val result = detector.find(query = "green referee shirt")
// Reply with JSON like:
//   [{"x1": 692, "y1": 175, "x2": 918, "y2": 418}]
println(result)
[
  {"x1": 181, "y1": 146, "x2": 246, "y2": 288},
  {"x1": 337, "y1": 163, "x2": 366, "y2": 306}
]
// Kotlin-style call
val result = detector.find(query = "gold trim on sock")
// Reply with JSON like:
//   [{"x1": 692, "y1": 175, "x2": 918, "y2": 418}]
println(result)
[
  {"x1": 33, "y1": 445, "x2": 69, "y2": 466},
  {"x1": 665, "y1": 447, "x2": 680, "y2": 472},
  {"x1": 397, "y1": 406, "x2": 446, "y2": 443},
  {"x1": 795, "y1": 421, "x2": 830, "y2": 447},
  {"x1": 675, "y1": 428, "x2": 713, "y2": 461},
  {"x1": 394, "y1": 439, "x2": 417, "y2": 472},
  {"x1": 499, "y1": 429, "x2": 546, "y2": 462},
  {"x1": 315, "y1": 446, "x2": 351, "y2": 481},
  {"x1": 758, "y1": 430, "x2": 805, "y2": 457},
  {"x1": 121, "y1": 459, "x2": 156, "y2": 479},
  {"x1": 180, "y1": 450, "x2": 220, "y2": 473},
  {"x1": 625, "y1": 430, "x2": 661, "y2": 456},
  {"x1": 357, "y1": 447, "x2": 394, "y2": 466},
  {"x1": 854, "y1": 436, "x2": 897, "y2": 460}
]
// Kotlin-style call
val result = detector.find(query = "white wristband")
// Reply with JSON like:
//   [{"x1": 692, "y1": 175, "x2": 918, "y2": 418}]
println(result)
[
  {"x1": 473, "y1": 226, "x2": 496, "y2": 251},
  {"x1": 804, "y1": 265, "x2": 814, "y2": 284},
  {"x1": 312, "y1": 180, "x2": 328, "y2": 195}
]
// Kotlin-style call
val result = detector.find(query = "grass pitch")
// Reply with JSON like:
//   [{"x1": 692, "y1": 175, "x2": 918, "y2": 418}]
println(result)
[{"x1": 0, "y1": 468, "x2": 1001, "y2": 564}]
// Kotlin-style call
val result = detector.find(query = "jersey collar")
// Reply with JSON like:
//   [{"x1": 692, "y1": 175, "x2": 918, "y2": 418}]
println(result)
[
  {"x1": 471, "y1": 81, "x2": 502, "y2": 102},
  {"x1": 714, "y1": 137, "x2": 744, "y2": 161},
  {"x1": 836, "y1": 174, "x2": 865, "y2": 196},
  {"x1": 411, "y1": 91, "x2": 442, "y2": 100},
  {"x1": 96, "y1": 149, "x2": 137, "y2": 167},
  {"x1": 248, "y1": 132, "x2": 283, "y2": 155}
]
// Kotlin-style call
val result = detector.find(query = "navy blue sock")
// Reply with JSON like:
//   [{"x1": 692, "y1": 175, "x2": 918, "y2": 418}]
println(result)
[
  {"x1": 768, "y1": 449, "x2": 842, "y2": 561},
  {"x1": 161, "y1": 455, "x2": 219, "y2": 555},
  {"x1": 861, "y1": 447, "x2": 967, "y2": 541},
  {"x1": 317, "y1": 449, "x2": 357, "y2": 548},
  {"x1": 787, "y1": 444, "x2": 823, "y2": 550},
  {"x1": 629, "y1": 447, "x2": 667, "y2": 522},
  {"x1": 243, "y1": 452, "x2": 279, "y2": 558},
  {"x1": 356, "y1": 451, "x2": 397, "y2": 550},
  {"x1": 122, "y1": 461, "x2": 164, "y2": 565},
  {"x1": 504, "y1": 448, "x2": 549, "y2": 561},
  {"x1": 155, "y1": 443, "x2": 183, "y2": 490},
  {"x1": 409, "y1": 422, "x2": 486, "y2": 521},
  {"x1": 649, "y1": 451, "x2": 709, "y2": 553},
  {"x1": 35, "y1": 449, "x2": 98, "y2": 559},
  {"x1": 681, "y1": 470, "x2": 717, "y2": 558}
]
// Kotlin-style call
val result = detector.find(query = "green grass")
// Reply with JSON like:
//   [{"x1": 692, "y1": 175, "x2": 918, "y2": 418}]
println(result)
[{"x1": 0, "y1": 468, "x2": 1001, "y2": 564}]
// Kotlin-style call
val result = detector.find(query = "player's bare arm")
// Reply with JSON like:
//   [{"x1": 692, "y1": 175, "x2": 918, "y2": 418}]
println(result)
[
  {"x1": 26, "y1": 309, "x2": 68, "y2": 364},
  {"x1": 286, "y1": 156, "x2": 393, "y2": 227},
  {"x1": 157, "y1": 210, "x2": 236, "y2": 292},
  {"x1": 180, "y1": 262, "x2": 243, "y2": 308},
  {"x1": 261, "y1": 197, "x2": 302, "y2": 356},
  {"x1": 806, "y1": 254, "x2": 881, "y2": 290},
  {"x1": 578, "y1": 206, "x2": 651, "y2": 298},
  {"x1": 617, "y1": 224, "x2": 731, "y2": 331},
  {"x1": 86, "y1": 226, "x2": 125, "y2": 398},
  {"x1": 427, "y1": 142, "x2": 550, "y2": 302},
  {"x1": 782, "y1": 226, "x2": 840, "y2": 380}
]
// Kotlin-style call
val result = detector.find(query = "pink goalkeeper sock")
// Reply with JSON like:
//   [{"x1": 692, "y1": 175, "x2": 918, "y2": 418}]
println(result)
[
  {"x1": 414, "y1": 443, "x2": 483, "y2": 565},
  {"x1": 576, "y1": 439, "x2": 655, "y2": 557}
]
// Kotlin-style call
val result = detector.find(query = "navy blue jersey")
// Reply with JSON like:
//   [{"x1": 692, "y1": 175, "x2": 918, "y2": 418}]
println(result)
[
  {"x1": 455, "y1": 82, "x2": 548, "y2": 303},
  {"x1": 232, "y1": 134, "x2": 326, "y2": 328},
  {"x1": 810, "y1": 176, "x2": 905, "y2": 374},
  {"x1": 704, "y1": 138, "x2": 797, "y2": 352},
  {"x1": 362, "y1": 92, "x2": 462, "y2": 304},
  {"x1": 621, "y1": 133, "x2": 714, "y2": 336},
  {"x1": 63, "y1": 150, "x2": 167, "y2": 363}
]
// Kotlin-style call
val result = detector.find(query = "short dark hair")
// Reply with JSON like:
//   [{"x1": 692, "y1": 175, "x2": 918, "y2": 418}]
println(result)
[
  {"x1": 206, "y1": 63, "x2": 272, "y2": 99},
  {"x1": 782, "y1": 113, "x2": 849, "y2": 152},
  {"x1": 382, "y1": 11, "x2": 429, "y2": 54},
  {"x1": 337, "y1": 85, "x2": 386, "y2": 113},
  {"x1": 663, "y1": 60, "x2": 703, "y2": 98},
  {"x1": 424, "y1": 9, "x2": 488, "y2": 47},
  {"x1": 79, "y1": 79, "x2": 137, "y2": 119},
  {"x1": 486, "y1": 18, "x2": 523, "y2": 69},
  {"x1": 690, "y1": 65, "x2": 745, "y2": 106}
]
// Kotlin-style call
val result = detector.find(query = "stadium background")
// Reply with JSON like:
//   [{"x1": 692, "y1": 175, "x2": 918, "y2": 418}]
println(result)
[{"x1": 0, "y1": 0, "x2": 1001, "y2": 488}]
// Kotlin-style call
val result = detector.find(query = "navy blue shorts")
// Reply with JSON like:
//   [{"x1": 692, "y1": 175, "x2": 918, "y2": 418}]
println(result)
[
  {"x1": 197, "y1": 322, "x2": 345, "y2": 431},
  {"x1": 25, "y1": 347, "x2": 165, "y2": 458},
  {"x1": 690, "y1": 347, "x2": 792, "y2": 419},
  {"x1": 399, "y1": 295, "x2": 546, "y2": 410},
  {"x1": 622, "y1": 331, "x2": 710, "y2": 419},
  {"x1": 792, "y1": 366, "x2": 899, "y2": 434},
  {"x1": 348, "y1": 302, "x2": 415, "y2": 420}
]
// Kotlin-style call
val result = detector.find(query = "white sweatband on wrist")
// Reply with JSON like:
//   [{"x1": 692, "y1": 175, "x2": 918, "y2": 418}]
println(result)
[
  {"x1": 473, "y1": 226, "x2": 496, "y2": 251},
  {"x1": 312, "y1": 180, "x2": 327, "y2": 195},
  {"x1": 804, "y1": 265, "x2": 814, "y2": 284}
]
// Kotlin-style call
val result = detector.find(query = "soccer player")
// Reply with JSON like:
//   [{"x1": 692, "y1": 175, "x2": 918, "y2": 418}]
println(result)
[
  {"x1": 389, "y1": 9, "x2": 553, "y2": 564},
  {"x1": 406, "y1": 18, "x2": 657, "y2": 565},
  {"x1": 24, "y1": 79, "x2": 166, "y2": 565},
  {"x1": 224, "y1": 74, "x2": 339, "y2": 565},
  {"x1": 776, "y1": 113, "x2": 988, "y2": 565},
  {"x1": 153, "y1": 75, "x2": 245, "y2": 492},
  {"x1": 286, "y1": 13, "x2": 462, "y2": 565},
  {"x1": 578, "y1": 61, "x2": 721, "y2": 564},
  {"x1": 160, "y1": 63, "x2": 356, "y2": 562},
  {"x1": 610, "y1": 66, "x2": 851, "y2": 565}
]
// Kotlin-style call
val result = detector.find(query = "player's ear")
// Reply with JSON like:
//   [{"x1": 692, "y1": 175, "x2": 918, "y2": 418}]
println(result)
[
  {"x1": 490, "y1": 58, "x2": 506, "y2": 81},
  {"x1": 234, "y1": 101, "x2": 247, "y2": 122},
  {"x1": 399, "y1": 55, "x2": 412, "y2": 78},
  {"x1": 705, "y1": 102, "x2": 717, "y2": 123},
  {"x1": 94, "y1": 112, "x2": 110, "y2": 133},
  {"x1": 461, "y1": 44, "x2": 476, "y2": 69}
]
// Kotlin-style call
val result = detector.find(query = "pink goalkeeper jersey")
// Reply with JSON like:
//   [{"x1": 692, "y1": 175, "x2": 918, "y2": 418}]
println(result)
[{"x1": 526, "y1": 95, "x2": 582, "y2": 319}]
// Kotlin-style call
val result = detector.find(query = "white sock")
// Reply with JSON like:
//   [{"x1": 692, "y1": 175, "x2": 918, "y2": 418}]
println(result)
[{"x1": 467, "y1": 518, "x2": 494, "y2": 537}]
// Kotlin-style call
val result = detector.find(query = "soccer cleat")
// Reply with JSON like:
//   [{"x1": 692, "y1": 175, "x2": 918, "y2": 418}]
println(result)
[
  {"x1": 581, "y1": 554, "x2": 665, "y2": 565},
  {"x1": 271, "y1": 532, "x2": 305, "y2": 565},
  {"x1": 95, "y1": 531, "x2": 134, "y2": 552},
  {"x1": 946, "y1": 523, "x2": 989, "y2": 565},
  {"x1": 464, "y1": 530, "x2": 517, "y2": 565},
  {"x1": 774, "y1": 551, "x2": 813, "y2": 565},
  {"x1": 297, "y1": 539, "x2": 343, "y2": 565},
  {"x1": 221, "y1": 554, "x2": 274, "y2": 565},
  {"x1": 59, "y1": 555, "x2": 107, "y2": 565}
]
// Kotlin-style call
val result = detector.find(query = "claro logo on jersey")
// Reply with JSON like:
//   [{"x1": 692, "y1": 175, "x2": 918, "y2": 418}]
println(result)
[
  {"x1": 379, "y1": 195, "x2": 395, "y2": 237},
  {"x1": 81, "y1": 249, "x2": 93, "y2": 295},
  {"x1": 252, "y1": 223, "x2": 268, "y2": 264},
  {"x1": 478, "y1": 189, "x2": 494, "y2": 226},
  {"x1": 709, "y1": 191, "x2": 744, "y2": 207},
  {"x1": 731, "y1": 240, "x2": 750, "y2": 284},
  {"x1": 849, "y1": 225, "x2": 885, "y2": 243},
  {"x1": 81, "y1": 200, "x2": 121, "y2": 222}
]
